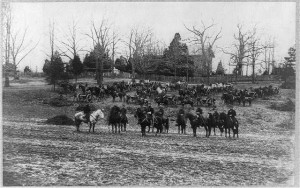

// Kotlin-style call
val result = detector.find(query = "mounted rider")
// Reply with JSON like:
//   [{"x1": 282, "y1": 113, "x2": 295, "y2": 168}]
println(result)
[
  {"x1": 196, "y1": 107, "x2": 205, "y2": 124},
  {"x1": 83, "y1": 104, "x2": 91, "y2": 123},
  {"x1": 176, "y1": 106, "x2": 185, "y2": 126},
  {"x1": 146, "y1": 103, "x2": 155, "y2": 123},
  {"x1": 227, "y1": 106, "x2": 238, "y2": 125},
  {"x1": 157, "y1": 104, "x2": 164, "y2": 118},
  {"x1": 121, "y1": 104, "x2": 128, "y2": 125}
]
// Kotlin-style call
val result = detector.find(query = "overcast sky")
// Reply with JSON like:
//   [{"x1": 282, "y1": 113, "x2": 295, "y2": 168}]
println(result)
[{"x1": 10, "y1": 2, "x2": 296, "y2": 74}]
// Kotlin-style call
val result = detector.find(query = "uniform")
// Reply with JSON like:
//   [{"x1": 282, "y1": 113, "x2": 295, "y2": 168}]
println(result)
[
  {"x1": 83, "y1": 104, "x2": 91, "y2": 122},
  {"x1": 227, "y1": 108, "x2": 238, "y2": 124},
  {"x1": 121, "y1": 106, "x2": 128, "y2": 124},
  {"x1": 176, "y1": 108, "x2": 185, "y2": 126}
]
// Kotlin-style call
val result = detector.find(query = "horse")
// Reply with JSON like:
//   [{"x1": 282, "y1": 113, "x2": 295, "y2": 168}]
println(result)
[
  {"x1": 108, "y1": 106, "x2": 122, "y2": 133},
  {"x1": 186, "y1": 112, "x2": 208, "y2": 137},
  {"x1": 134, "y1": 108, "x2": 151, "y2": 136},
  {"x1": 162, "y1": 117, "x2": 170, "y2": 133},
  {"x1": 207, "y1": 112, "x2": 222, "y2": 136},
  {"x1": 212, "y1": 111, "x2": 224, "y2": 136},
  {"x1": 120, "y1": 112, "x2": 128, "y2": 132},
  {"x1": 74, "y1": 109, "x2": 105, "y2": 133},
  {"x1": 153, "y1": 115, "x2": 163, "y2": 136},
  {"x1": 176, "y1": 113, "x2": 187, "y2": 134},
  {"x1": 219, "y1": 112, "x2": 239, "y2": 138}
]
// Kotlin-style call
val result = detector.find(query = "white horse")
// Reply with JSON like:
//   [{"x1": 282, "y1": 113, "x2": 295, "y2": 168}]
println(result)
[{"x1": 74, "y1": 109, "x2": 104, "y2": 132}]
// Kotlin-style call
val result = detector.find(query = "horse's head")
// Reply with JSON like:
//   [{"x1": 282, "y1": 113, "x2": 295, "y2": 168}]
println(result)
[{"x1": 96, "y1": 109, "x2": 105, "y2": 119}]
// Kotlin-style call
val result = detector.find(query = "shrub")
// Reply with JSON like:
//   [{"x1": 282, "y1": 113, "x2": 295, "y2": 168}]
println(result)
[
  {"x1": 276, "y1": 114, "x2": 295, "y2": 129},
  {"x1": 269, "y1": 98, "x2": 295, "y2": 112},
  {"x1": 45, "y1": 115, "x2": 74, "y2": 125}
]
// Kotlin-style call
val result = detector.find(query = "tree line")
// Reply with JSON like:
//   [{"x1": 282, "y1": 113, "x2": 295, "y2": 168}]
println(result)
[{"x1": 2, "y1": 2, "x2": 295, "y2": 88}]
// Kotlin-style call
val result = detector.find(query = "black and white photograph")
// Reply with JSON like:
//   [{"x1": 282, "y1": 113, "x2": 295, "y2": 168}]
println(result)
[{"x1": 2, "y1": 1, "x2": 298, "y2": 186}]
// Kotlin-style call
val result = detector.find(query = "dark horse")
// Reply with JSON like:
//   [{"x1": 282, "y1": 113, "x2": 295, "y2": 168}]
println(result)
[
  {"x1": 134, "y1": 108, "x2": 151, "y2": 136},
  {"x1": 176, "y1": 113, "x2": 187, "y2": 134},
  {"x1": 108, "y1": 106, "x2": 122, "y2": 133},
  {"x1": 207, "y1": 112, "x2": 224, "y2": 136},
  {"x1": 153, "y1": 115, "x2": 163, "y2": 136},
  {"x1": 120, "y1": 112, "x2": 128, "y2": 132},
  {"x1": 163, "y1": 117, "x2": 170, "y2": 133},
  {"x1": 186, "y1": 113, "x2": 208, "y2": 137},
  {"x1": 219, "y1": 112, "x2": 239, "y2": 138}
]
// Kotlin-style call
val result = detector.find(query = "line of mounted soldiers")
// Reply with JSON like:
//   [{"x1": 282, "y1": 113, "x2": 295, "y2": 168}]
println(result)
[
  {"x1": 133, "y1": 101, "x2": 239, "y2": 138},
  {"x1": 221, "y1": 85, "x2": 280, "y2": 106}
]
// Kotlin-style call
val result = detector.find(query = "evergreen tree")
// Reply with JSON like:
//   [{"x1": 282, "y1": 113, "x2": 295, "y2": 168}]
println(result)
[
  {"x1": 216, "y1": 61, "x2": 225, "y2": 75},
  {"x1": 43, "y1": 51, "x2": 65, "y2": 90},
  {"x1": 70, "y1": 55, "x2": 83, "y2": 82}
]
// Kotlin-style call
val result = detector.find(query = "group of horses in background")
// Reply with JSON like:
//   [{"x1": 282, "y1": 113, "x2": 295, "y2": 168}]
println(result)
[{"x1": 221, "y1": 85, "x2": 280, "y2": 106}]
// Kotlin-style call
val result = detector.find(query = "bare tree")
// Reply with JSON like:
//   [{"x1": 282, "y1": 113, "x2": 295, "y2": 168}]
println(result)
[
  {"x1": 2, "y1": 2, "x2": 12, "y2": 86},
  {"x1": 3, "y1": 3, "x2": 39, "y2": 80},
  {"x1": 185, "y1": 21, "x2": 222, "y2": 83},
  {"x1": 247, "y1": 28, "x2": 265, "y2": 83},
  {"x1": 261, "y1": 38, "x2": 275, "y2": 74},
  {"x1": 123, "y1": 26, "x2": 152, "y2": 79},
  {"x1": 58, "y1": 19, "x2": 85, "y2": 60},
  {"x1": 85, "y1": 18, "x2": 112, "y2": 84},
  {"x1": 110, "y1": 29, "x2": 121, "y2": 67},
  {"x1": 220, "y1": 24, "x2": 254, "y2": 77},
  {"x1": 10, "y1": 27, "x2": 39, "y2": 78},
  {"x1": 48, "y1": 21, "x2": 55, "y2": 59}
]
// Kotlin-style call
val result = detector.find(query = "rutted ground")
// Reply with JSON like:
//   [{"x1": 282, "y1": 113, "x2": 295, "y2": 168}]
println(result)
[{"x1": 2, "y1": 78, "x2": 295, "y2": 186}]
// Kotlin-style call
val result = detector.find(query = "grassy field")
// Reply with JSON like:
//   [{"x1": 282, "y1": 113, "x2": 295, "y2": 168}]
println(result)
[{"x1": 2, "y1": 77, "x2": 296, "y2": 186}]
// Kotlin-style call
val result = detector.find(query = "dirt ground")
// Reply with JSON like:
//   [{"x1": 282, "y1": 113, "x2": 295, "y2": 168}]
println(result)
[{"x1": 2, "y1": 77, "x2": 296, "y2": 186}]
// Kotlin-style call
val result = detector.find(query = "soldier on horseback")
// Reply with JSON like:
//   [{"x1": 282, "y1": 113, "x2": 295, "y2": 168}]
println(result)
[
  {"x1": 146, "y1": 103, "x2": 154, "y2": 131},
  {"x1": 196, "y1": 107, "x2": 206, "y2": 125},
  {"x1": 227, "y1": 106, "x2": 238, "y2": 125},
  {"x1": 121, "y1": 104, "x2": 128, "y2": 125},
  {"x1": 176, "y1": 106, "x2": 185, "y2": 126},
  {"x1": 196, "y1": 107, "x2": 203, "y2": 116},
  {"x1": 83, "y1": 104, "x2": 91, "y2": 123}
]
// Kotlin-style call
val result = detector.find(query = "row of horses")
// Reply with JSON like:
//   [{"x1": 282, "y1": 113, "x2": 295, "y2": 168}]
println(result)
[{"x1": 74, "y1": 105, "x2": 239, "y2": 139}]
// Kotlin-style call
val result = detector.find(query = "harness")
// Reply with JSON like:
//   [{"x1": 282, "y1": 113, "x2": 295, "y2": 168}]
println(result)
[{"x1": 140, "y1": 117, "x2": 150, "y2": 124}]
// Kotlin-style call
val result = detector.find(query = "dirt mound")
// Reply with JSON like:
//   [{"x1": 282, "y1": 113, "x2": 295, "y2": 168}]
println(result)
[
  {"x1": 45, "y1": 115, "x2": 74, "y2": 125},
  {"x1": 43, "y1": 96, "x2": 73, "y2": 107},
  {"x1": 269, "y1": 98, "x2": 295, "y2": 112}
]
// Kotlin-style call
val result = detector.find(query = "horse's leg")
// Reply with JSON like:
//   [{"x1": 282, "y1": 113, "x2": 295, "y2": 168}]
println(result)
[
  {"x1": 155, "y1": 127, "x2": 159, "y2": 136},
  {"x1": 89, "y1": 122, "x2": 92, "y2": 133},
  {"x1": 225, "y1": 128, "x2": 227, "y2": 137},
  {"x1": 152, "y1": 121, "x2": 154, "y2": 133},
  {"x1": 118, "y1": 123, "x2": 121, "y2": 134},
  {"x1": 193, "y1": 126, "x2": 196, "y2": 137},
  {"x1": 76, "y1": 121, "x2": 80, "y2": 132},
  {"x1": 178, "y1": 125, "x2": 180, "y2": 134},
  {"x1": 142, "y1": 125, "x2": 146, "y2": 136}
]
